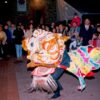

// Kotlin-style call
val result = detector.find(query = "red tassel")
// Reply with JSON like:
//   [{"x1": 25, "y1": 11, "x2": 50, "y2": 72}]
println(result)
[
  {"x1": 88, "y1": 46, "x2": 93, "y2": 53},
  {"x1": 86, "y1": 71, "x2": 95, "y2": 77}
]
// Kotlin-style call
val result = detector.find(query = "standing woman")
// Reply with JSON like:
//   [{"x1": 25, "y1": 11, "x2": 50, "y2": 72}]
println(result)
[
  {"x1": 13, "y1": 25, "x2": 24, "y2": 61},
  {"x1": 0, "y1": 24, "x2": 7, "y2": 59}
]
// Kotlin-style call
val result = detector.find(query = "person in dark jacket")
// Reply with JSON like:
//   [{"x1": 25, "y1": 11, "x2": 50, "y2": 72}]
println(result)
[
  {"x1": 4, "y1": 24, "x2": 13, "y2": 56},
  {"x1": 79, "y1": 18, "x2": 94, "y2": 46},
  {"x1": 13, "y1": 25, "x2": 24, "y2": 60}
]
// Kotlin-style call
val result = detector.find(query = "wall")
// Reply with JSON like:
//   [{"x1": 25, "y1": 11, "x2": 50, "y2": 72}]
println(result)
[
  {"x1": 16, "y1": 0, "x2": 57, "y2": 25},
  {"x1": 45, "y1": 0, "x2": 57, "y2": 24}
]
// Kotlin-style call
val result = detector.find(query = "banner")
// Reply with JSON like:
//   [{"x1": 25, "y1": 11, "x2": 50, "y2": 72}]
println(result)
[{"x1": 17, "y1": 0, "x2": 27, "y2": 12}]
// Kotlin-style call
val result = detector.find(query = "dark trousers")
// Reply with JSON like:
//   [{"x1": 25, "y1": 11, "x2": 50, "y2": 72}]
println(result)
[
  {"x1": 0, "y1": 43, "x2": 3, "y2": 57},
  {"x1": 0, "y1": 43, "x2": 7, "y2": 58},
  {"x1": 51, "y1": 68, "x2": 65, "y2": 94}
]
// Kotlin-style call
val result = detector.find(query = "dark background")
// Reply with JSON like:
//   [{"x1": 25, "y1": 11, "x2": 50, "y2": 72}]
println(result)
[
  {"x1": 0, "y1": 0, "x2": 16, "y2": 24},
  {"x1": 0, "y1": 0, "x2": 100, "y2": 24},
  {"x1": 64, "y1": 0, "x2": 100, "y2": 24},
  {"x1": 64, "y1": 0, "x2": 100, "y2": 13}
]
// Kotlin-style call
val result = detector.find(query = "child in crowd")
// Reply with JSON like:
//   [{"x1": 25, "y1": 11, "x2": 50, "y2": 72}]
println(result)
[
  {"x1": 69, "y1": 34, "x2": 82, "y2": 50},
  {"x1": 69, "y1": 21, "x2": 81, "y2": 50},
  {"x1": 91, "y1": 25, "x2": 100, "y2": 47}
]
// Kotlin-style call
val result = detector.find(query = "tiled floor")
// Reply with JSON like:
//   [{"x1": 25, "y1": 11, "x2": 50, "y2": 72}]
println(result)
[
  {"x1": 0, "y1": 58, "x2": 19, "y2": 100},
  {"x1": 0, "y1": 57, "x2": 100, "y2": 100}
]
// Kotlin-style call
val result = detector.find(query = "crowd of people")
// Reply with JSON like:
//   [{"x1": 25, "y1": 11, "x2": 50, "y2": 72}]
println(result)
[{"x1": 0, "y1": 13, "x2": 100, "y2": 61}]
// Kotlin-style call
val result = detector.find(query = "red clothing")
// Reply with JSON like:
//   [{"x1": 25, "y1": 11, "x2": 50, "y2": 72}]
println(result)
[
  {"x1": 71, "y1": 16, "x2": 81, "y2": 27},
  {"x1": 92, "y1": 40, "x2": 97, "y2": 47},
  {"x1": 92, "y1": 39, "x2": 100, "y2": 47}
]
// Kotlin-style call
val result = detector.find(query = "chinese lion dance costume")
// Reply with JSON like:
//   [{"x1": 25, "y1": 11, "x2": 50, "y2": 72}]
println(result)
[{"x1": 22, "y1": 29, "x2": 100, "y2": 98}]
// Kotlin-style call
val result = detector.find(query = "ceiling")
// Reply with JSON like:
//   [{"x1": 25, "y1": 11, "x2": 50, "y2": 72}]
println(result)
[{"x1": 64, "y1": 0, "x2": 100, "y2": 13}]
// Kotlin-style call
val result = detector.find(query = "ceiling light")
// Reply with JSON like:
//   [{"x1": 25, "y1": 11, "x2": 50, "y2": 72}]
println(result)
[{"x1": 4, "y1": 1, "x2": 8, "y2": 4}]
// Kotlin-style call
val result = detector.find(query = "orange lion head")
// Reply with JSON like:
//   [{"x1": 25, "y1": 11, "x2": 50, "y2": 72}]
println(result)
[{"x1": 22, "y1": 29, "x2": 69, "y2": 68}]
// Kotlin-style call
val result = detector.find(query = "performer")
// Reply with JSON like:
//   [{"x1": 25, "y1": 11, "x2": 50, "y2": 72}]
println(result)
[
  {"x1": 22, "y1": 29, "x2": 100, "y2": 99},
  {"x1": 51, "y1": 49, "x2": 70, "y2": 99}
]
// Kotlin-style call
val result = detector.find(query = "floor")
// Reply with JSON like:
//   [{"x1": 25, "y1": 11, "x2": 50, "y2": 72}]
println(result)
[{"x1": 0, "y1": 57, "x2": 100, "y2": 100}]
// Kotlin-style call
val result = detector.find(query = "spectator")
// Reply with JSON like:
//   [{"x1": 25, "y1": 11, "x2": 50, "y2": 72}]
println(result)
[
  {"x1": 79, "y1": 18, "x2": 94, "y2": 46},
  {"x1": 92, "y1": 24, "x2": 100, "y2": 47},
  {"x1": 10, "y1": 23, "x2": 16, "y2": 56},
  {"x1": 71, "y1": 12, "x2": 81, "y2": 27},
  {"x1": 4, "y1": 24, "x2": 12, "y2": 56},
  {"x1": 62, "y1": 25, "x2": 70, "y2": 36},
  {"x1": 13, "y1": 25, "x2": 24, "y2": 61},
  {"x1": 55, "y1": 25, "x2": 59, "y2": 33},
  {"x1": 6, "y1": 20, "x2": 12, "y2": 30},
  {"x1": 10, "y1": 23, "x2": 16, "y2": 39},
  {"x1": 68, "y1": 21, "x2": 80, "y2": 50},
  {"x1": 58, "y1": 24, "x2": 64, "y2": 34},
  {"x1": 0, "y1": 24, "x2": 7, "y2": 59},
  {"x1": 25, "y1": 24, "x2": 34, "y2": 38},
  {"x1": 52, "y1": 27, "x2": 57, "y2": 33},
  {"x1": 69, "y1": 21, "x2": 80, "y2": 37},
  {"x1": 45, "y1": 25, "x2": 50, "y2": 31},
  {"x1": 50, "y1": 22, "x2": 55, "y2": 31}
]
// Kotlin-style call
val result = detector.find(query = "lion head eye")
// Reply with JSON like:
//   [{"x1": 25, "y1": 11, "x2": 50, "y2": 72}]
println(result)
[{"x1": 30, "y1": 42, "x2": 34, "y2": 47}]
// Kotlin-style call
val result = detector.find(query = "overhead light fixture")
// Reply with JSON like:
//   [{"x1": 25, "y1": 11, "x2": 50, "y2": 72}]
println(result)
[
  {"x1": 30, "y1": 0, "x2": 46, "y2": 10},
  {"x1": 4, "y1": 1, "x2": 8, "y2": 4}
]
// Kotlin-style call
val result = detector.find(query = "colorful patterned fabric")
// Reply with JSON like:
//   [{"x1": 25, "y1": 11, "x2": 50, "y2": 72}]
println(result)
[
  {"x1": 68, "y1": 46, "x2": 100, "y2": 77},
  {"x1": 22, "y1": 29, "x2": 100, "y2": 91}
]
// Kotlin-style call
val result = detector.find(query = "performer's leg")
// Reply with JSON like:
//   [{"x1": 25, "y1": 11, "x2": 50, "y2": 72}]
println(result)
[{"x1": 51, "y1": 68, "x2": 64, "y2": 99}]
